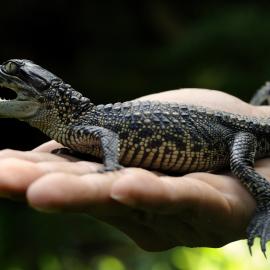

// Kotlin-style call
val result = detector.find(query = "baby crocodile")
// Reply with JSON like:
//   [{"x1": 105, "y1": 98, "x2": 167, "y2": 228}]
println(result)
[{"x1": 0, "y1": 59, "x2": 270, "y2": 255}]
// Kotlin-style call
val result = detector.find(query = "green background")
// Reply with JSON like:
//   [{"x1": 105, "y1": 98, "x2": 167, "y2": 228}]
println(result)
[{"x1": 0, "y1": 1, "x2": 270, "y2": 269}]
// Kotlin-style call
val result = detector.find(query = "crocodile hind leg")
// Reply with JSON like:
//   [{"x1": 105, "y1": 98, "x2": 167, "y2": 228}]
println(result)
[{"x1": 230, "y1": 131, "x2": 270, "y2": 256}]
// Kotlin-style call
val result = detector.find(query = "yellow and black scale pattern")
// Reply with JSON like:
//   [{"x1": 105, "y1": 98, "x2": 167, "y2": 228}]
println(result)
[
  {"x1": 32, "y1": 95, "x2": 263, "y2": 175},
  {"x1": 28, "y1": 83, "x2": 270, "y2": 175},
  {"x1": 89, "y1": 101, "x2": 232, "y2": 173}
]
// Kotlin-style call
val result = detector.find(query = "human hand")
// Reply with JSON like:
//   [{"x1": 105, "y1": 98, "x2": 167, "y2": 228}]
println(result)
[{"x1": 0, "y1": 88, "x2": 269, "y2": 251}]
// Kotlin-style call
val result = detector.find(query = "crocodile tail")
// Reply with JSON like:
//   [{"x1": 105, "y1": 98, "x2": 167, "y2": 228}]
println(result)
[{"x1": 250, "y1": 82, "x2": 270, "y2": 105}]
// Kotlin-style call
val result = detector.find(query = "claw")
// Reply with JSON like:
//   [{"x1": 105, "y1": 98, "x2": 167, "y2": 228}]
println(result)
[
  {"x1": 248, "y1": 241, "x2": 253, "y2": 256},
  {"x1": 247, "y1": 207, "x2": 270, "y2": 257},
  {"x1": 261, "y1": 240, "x2": 266, "y2": 257}
]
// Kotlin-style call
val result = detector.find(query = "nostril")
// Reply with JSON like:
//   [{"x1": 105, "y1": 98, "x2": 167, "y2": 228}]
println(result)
[{"x1": 0, "y1": 87, "x2": 17, "y2": 100}]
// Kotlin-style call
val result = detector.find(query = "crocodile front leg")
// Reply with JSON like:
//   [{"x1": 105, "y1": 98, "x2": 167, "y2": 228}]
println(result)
[
  {"x1": 230, "y1": 131, "x2": 270, "y2": 256},
  {"x1": 59, "y1": 126, "x2": 123, "y2": 172}
]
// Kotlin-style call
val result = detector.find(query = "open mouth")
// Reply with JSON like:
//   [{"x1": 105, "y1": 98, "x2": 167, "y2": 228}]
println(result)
[{"x1": 0, "y1": 85, "x2": 17, "y2": 101}]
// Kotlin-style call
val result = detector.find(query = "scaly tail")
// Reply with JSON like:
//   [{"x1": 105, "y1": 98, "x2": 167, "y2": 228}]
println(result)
[{"x1": 250, "y1": 82, "x2": 270, "y2": 105}]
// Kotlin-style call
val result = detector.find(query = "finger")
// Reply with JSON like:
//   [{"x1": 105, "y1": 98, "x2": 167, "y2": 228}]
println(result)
[
  {"x1": 110, "y1": 168, "x2": 167, "y2": 207},
  {"x1": 32, "y1": 140, "x2": 63, "y2": 152},
  {"x1": 0, "y1": 158, "x2": 100, "y2": 198},
  {"x1": 110, "y1": 168, "x2": 233, "y2": 217},
  {"x1": 37, "y1": 161, "x2": 101, "y2": 174},
  {"x1": 184, "y1": 172, "x2": 256, "y2": 208},
  {"x1": 0, "y1": 158, "x2": 44, "y2": 198},
  {"x1": 26, "y1": 170, "x2": 131, "y2": 215},
  {"x1": 0, "y1": 149, "x2": 68, "y2": 162}
]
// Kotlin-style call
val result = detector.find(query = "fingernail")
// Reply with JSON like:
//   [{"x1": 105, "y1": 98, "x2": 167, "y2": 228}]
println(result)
[
  {"x1": 110, "y1": 190, "x2": 136, "y2": 206},
  {"x1": 29, "y1": 204, "x2": 61, "y2": 213}
]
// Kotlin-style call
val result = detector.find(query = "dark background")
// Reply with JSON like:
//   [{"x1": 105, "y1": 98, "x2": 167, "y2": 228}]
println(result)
[{"x1": 0, "y1": 1, "x2": 270, "y2": 269}]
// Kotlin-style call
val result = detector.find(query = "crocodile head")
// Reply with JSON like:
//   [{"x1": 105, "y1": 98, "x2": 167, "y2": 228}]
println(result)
[
  {"x1": 0, "y1": 59, "x2": 91, "y2": 124},
  {"x1": 0, "y1": 59, "x2": 64, "y2": 119}
]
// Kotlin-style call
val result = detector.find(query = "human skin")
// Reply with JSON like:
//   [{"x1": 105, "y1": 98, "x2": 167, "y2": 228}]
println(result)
[{"x1": 0, "y1": 88, "x2": 270, "y2": 251}]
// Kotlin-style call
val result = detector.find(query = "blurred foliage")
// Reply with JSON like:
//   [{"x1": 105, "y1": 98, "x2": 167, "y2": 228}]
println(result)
[{"x1": 0, "y1": 1, "x2": 270, "y2": 269}]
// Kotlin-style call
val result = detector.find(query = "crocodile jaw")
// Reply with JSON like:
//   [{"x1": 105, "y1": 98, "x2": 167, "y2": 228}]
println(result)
[{"x1": 0, "y1": 84, "x2": 40, "y2": 119}]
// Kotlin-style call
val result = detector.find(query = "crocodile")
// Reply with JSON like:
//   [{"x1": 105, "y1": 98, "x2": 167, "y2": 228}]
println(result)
[{"x1": 0, "y1": 59, "x2": 270, "y2": 255}]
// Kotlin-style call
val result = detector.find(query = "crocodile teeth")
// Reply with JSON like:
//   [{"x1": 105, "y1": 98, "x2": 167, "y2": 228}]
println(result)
[{"x1": 0, "y1": 97, "x2": 10, "y2": 101}]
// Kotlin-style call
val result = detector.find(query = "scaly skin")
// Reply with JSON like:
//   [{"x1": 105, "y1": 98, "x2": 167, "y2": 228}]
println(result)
[{"x1": 0, "y1": 59, "x2": 270, "y2": 255}]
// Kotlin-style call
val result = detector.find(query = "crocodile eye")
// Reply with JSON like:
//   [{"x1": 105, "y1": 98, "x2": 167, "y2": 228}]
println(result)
[{"x1": 3, "y1": 61, "x2": 19, "y2": 75}]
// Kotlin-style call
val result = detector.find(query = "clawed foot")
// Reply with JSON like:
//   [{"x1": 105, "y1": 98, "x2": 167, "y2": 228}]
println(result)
[
  {"x1": 247, "y1": 207, "x2": 270, "y2": 257},
  {"x1": 98, "y1": 164, "x2": 124, "y2": 173}
]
